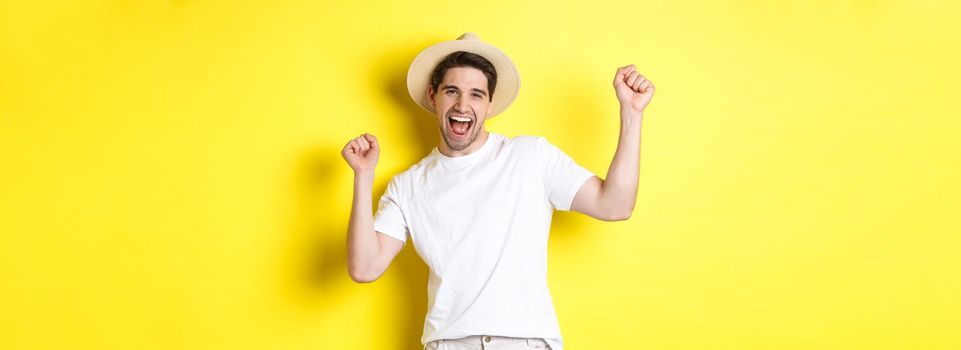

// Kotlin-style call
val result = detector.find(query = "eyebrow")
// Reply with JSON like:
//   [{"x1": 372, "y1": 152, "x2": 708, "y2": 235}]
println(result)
[{"x1": 441, "y1": 84, "x2": 488, "y2": 97}]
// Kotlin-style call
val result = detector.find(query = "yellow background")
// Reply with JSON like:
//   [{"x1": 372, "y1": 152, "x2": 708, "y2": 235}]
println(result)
[{"x1": 1, "y1": 1, "x2": 959, "y2": 349}]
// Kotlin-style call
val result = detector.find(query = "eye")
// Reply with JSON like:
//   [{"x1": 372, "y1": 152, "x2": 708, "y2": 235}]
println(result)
[
  {"x1": 445, "y1": 90, "x2": 456, "y2": 95},
  {"x1": 472, "y1": 93, "x2": 483, "y2": 98}
]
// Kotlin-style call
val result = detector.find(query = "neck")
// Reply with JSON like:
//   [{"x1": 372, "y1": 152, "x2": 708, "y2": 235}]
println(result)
[{"x1": 438, "y1": 129, "x2": 490, "y2": 157}]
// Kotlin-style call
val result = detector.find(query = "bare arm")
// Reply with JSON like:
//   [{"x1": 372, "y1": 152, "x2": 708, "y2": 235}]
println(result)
[
  {"x1": 342, "y1": 133, "x2": 404, "y2": 283},
  {"x1": 572, "y1": 65, "x2": 655, "y2": 221}
]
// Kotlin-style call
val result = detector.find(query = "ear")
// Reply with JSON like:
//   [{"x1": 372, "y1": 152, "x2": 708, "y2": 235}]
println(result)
[{"x1": 427, "y1": 85, "x2": 436, "y2": 109}]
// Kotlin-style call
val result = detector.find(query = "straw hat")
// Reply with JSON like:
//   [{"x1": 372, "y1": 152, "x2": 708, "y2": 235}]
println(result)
[{"x1": 406, "y1": 32, "x2": 520, "y2": 118}]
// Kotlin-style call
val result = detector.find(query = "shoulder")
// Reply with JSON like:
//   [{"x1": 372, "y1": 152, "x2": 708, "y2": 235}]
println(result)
[
  {"x1": 384, "y1": 150, "x2": 435, "y2": 191},
  {"x1": 503, "y1": 134, "x2": 567, "y2": 159},
  {"x1": 507, "y1": 134, "x2": 542, "y2": 145},
  {"x1": 387, "y1": 163, "x2": 419, "y2": 188},
  {"x1": 494, "y1": 133, "x2": 576, "y2": 164},
  {"x1": 498, "y1": 133, "x2": 548, "y2": 153}
]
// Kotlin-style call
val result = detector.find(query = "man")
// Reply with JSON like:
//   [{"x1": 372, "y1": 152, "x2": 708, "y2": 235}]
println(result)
[{"x1": 341, "y1": 33, "x2": 654, "y2": 350}]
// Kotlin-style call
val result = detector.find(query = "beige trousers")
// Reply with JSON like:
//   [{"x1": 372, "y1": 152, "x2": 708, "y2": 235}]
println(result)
[{"x1": 425, "y1": 335, "x2": 551, "y2": 350}]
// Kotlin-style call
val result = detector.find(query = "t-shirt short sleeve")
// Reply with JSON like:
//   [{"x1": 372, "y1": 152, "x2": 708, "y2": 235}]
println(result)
[
  {"x1": 536, "y1": 137, "x2": 596, "y2": 211},
  {"x1": 372, "y1": 177, "x2": 409, "y2": 246}
]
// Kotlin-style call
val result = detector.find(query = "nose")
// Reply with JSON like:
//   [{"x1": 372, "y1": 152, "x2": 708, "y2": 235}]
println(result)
[{"x1": 453, "y1": 95, "x2": 471, "y2": 113}]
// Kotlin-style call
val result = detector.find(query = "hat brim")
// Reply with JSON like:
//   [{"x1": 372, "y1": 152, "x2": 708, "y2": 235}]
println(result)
[{"x1": 406, "y1": 37, "x2": 519, "y2": 119}]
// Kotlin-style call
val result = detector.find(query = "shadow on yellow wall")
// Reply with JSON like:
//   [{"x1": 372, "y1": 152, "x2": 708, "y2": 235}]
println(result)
[{"x1": 279, "y1": 40, "x2": 445, "y2": 349}]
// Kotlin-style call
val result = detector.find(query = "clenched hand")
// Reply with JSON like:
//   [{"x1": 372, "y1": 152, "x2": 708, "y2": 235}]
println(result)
[
  {"x1": 613, "y1": 64, "x2": 655, "y2": 118},
  {"x1": 341, "y1": 133, "x2": 379, "y2": 175}
]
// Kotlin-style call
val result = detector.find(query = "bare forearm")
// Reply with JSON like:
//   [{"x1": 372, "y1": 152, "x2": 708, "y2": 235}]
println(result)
[
  {"x1": 600, "y1": 109, "x2": 642, "y2": 216},
  {"x1": 580, "y1": 64, "x2": 652, "y2": 221},
  {"x1": 347, "y1": 171, "x2": 379, "y2": 277}
]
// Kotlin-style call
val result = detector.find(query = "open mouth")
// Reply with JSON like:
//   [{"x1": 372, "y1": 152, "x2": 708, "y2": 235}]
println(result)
[{"x1": 448, "y1": 114, "x2": 473, "y2": 137}]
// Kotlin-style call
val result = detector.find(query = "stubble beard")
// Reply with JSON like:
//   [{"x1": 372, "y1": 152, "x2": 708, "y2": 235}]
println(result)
[{"x1": 440, "y1": 120, "x2": 481, "y2": 151}]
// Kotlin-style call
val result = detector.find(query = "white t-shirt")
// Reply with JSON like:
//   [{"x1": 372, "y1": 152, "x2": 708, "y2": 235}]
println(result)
[{"x1": 373, "y1": 132, "x2": 594, "y2": 350}]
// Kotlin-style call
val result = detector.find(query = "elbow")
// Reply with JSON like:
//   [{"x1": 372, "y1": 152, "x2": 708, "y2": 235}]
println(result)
[
  {"x1": 347, "y1": 264, "x2": 381, "y2": 284},
  {"x1": 605, "y1": 205, "x2": 635, "y2": 222},
  {"x1": 607, "y1": 211, "x2": 631, "y2": 222},
  {"x1": 593, "y1": 194, "x2": 637, "y2": 222}
]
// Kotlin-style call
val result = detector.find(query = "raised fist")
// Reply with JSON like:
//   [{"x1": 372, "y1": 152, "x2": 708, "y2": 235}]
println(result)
[
  {"x1": 341, "y1": 133, "x2": 379, "y2": 174},
  {"x1": 613, "y1": 64, "x2": 655, "y2": 116}
]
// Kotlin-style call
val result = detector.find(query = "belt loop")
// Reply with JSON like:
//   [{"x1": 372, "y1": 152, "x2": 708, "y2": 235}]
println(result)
[{"x1": 526, "y1": 338, "x2": 533, "y2": 346}]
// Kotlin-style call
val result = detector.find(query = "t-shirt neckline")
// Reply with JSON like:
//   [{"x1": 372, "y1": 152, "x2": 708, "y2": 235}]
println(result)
[{"x1": 431, "y1": 132, "x2": 501, "y2": 167}]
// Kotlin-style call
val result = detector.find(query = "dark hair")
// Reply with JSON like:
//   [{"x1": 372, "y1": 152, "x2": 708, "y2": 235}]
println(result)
[{"x1": 429, "y1": 51, "x2": 497, "y2": 102}]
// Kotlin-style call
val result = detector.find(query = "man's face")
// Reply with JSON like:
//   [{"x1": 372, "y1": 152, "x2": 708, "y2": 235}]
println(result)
[{"x1": 428, "y1": 66, "x2": 492, "y2": 152}]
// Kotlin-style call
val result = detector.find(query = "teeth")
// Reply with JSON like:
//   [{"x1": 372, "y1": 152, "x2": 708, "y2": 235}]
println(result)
[{"x1": 450, "y1": 116, "x2": 471, "y2": 122}]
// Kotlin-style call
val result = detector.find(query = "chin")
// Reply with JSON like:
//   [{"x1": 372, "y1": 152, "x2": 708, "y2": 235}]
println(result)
[
  {"x1": 442, "y1": 129, "x2": 476, "y2": 151},
  {"x1": 444, "y1": 136, "x2": 470, "y2": 151}
]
